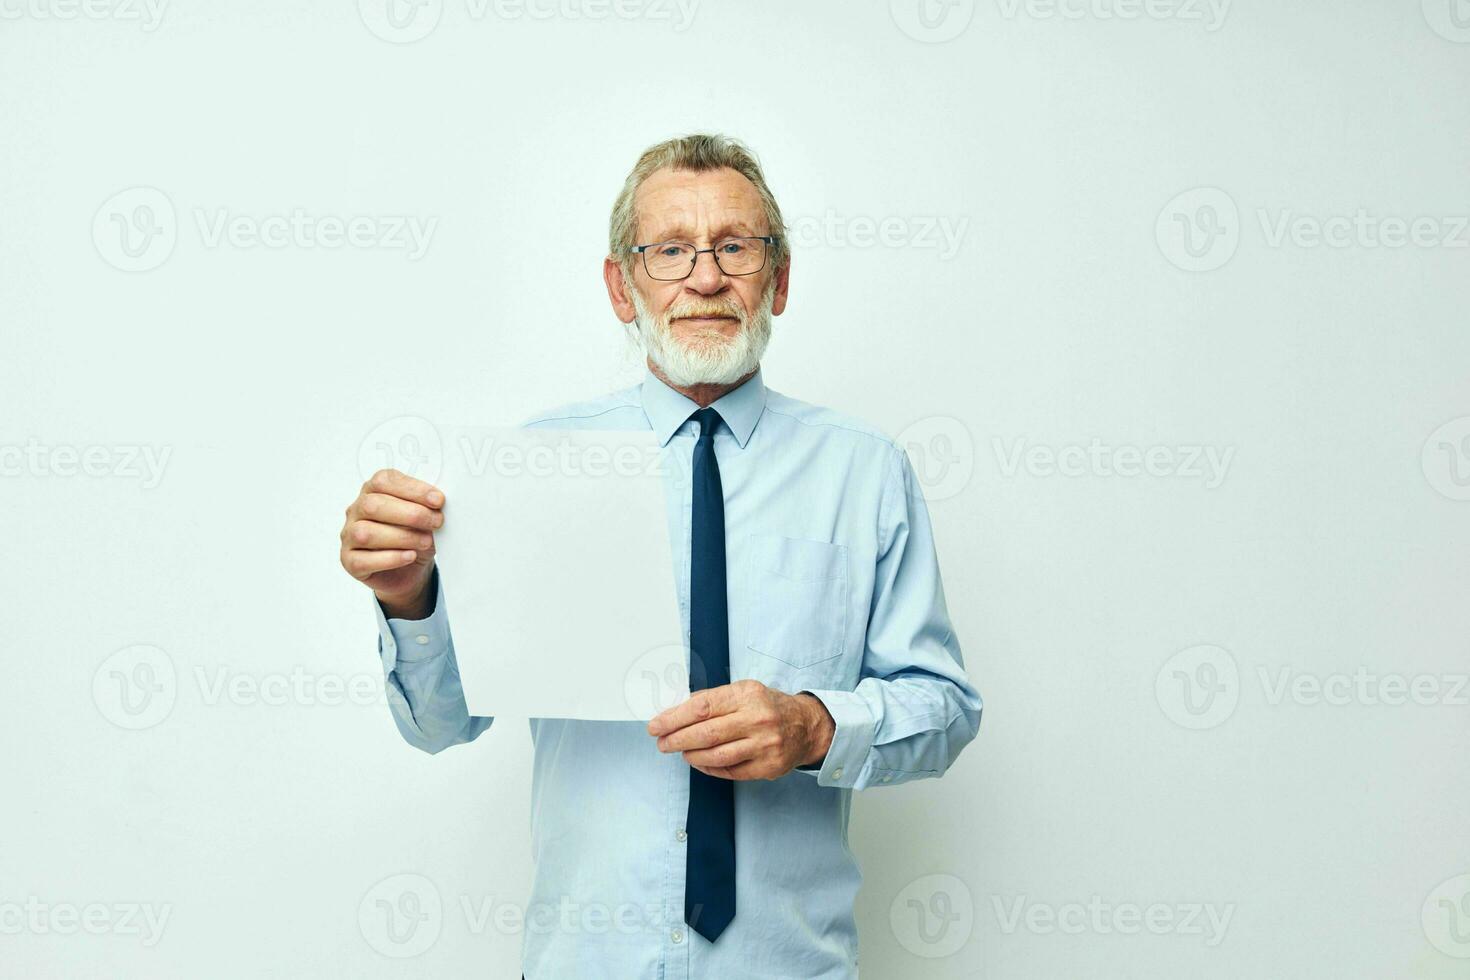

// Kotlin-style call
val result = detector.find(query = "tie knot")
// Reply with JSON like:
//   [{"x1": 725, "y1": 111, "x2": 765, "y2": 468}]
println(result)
[{"x1": 691, "y1": 407, "x2": 722, "y2": 440}]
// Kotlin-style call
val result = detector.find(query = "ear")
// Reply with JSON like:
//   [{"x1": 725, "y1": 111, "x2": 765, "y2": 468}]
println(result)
[
  {"x1": 604, "y1": 255, "x2": 637, "y2": 324},
  {"x1": 771, "y1": 253, "x2": 791, "y2": 317}
]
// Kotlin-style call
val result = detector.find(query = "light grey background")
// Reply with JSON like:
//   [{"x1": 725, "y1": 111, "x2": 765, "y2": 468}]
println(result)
[{"x1": 3, "y1": 1, "x2": 1469, "y2": 977}]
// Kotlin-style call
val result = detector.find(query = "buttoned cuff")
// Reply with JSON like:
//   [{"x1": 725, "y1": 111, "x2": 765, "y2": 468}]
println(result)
[
  {"x1": 792, "y1": 689, "x2": 875, "y2": 788},
  {"x1": 374, "y1": 575, "x2": 449, "y2": 672}
]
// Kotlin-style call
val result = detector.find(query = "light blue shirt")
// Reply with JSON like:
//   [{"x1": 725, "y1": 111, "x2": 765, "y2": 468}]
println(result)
[{"x1": 372, "y1": 367, "x2": 982, "y2": 979}]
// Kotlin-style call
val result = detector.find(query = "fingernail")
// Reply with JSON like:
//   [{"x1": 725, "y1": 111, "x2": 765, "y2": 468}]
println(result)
[{"x1": 427, "y1": 491, "x2": 443, "y2": 506}]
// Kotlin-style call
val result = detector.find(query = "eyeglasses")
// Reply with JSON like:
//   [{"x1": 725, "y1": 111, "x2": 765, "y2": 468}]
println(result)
[{"x1": 628, "y1": 235, "x2": 779, "y2": 281}]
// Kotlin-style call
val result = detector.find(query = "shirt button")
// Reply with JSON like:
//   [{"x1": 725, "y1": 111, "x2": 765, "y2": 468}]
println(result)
[
  {"x1": 671, "y1": 928, "x2": 684, "y2": 944},
  {"x1": 415, "y1": 634, "x2": 429, "y2": 645},
  {"x1": 675, "y1": 828, "x2": 687, "y2": 842},
  {"x1": 832, "y1": 767, "x2": 843, "y2": 780}
]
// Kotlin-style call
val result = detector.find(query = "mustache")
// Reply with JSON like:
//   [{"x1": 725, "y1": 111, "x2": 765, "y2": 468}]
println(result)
[{"x1": 665, "y1": 300, "x2": 746, "y2": 323}]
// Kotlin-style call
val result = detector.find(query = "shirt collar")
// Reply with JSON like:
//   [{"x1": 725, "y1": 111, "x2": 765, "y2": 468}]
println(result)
[{"x1": 640, "y1": 364, "x2": 767, "y2": 449}]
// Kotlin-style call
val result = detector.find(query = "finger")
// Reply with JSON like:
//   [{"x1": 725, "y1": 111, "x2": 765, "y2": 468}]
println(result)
[
  {"x1": 690, "y1": 763, "x2": 735, "y2": 780},
  {"x1": 722, "y1": 758, "x2": 776, "y2": 780},
  {"x1": 342, "y1": 548, "x2": 420, "y2": 581},
  {"x1": 355, "y1": 492, "x2": 443, "y2": 531},
  {"x1": 341, "y1": 519, "x2": 436, "y2": 552},
  {"x1": 690, "y1": 758, "x2": 769, "y2": 781},
  {"x1": 646, "y1": 685, "x2": 742, "y2": 737},
  {"x1": 681, "y1": 738, "x2": 759, "y2": 770},
  {"x1": 656, "y1": 716, "x2": 742, "y2": 754},
  {"x1": 365, "y1": 468, "x2": 445, "y2": 509}
]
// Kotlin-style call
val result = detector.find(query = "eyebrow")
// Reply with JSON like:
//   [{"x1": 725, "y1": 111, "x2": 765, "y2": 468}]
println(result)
[{"x1": 642, "y1": 221, "x2": 763, "y2": 243}]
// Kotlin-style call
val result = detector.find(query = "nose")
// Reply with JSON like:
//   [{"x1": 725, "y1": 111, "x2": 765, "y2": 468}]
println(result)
[{"x1": 683, "y1": 248, "x2": 728, "y2": 295}]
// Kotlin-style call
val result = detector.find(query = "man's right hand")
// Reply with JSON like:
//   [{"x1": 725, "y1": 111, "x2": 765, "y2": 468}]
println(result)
[{"x1": 340, "y1": 468, "x2": 445, "y2": 620}]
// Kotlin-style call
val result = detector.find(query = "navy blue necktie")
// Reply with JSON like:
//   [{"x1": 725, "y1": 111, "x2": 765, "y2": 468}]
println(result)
[{"x1": 684, "y1": 406, "x2": 736, "y2": 943}]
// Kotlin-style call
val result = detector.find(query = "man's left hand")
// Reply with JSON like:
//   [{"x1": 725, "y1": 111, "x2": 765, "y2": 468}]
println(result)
[{"x1": 647, "y1": 680, "x2": 835, "y2": 780}]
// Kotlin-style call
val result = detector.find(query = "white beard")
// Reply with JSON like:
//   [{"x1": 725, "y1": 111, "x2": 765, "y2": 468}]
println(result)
[{"x1": 630, "y1": 278, "x2": 775, "y2": 387}]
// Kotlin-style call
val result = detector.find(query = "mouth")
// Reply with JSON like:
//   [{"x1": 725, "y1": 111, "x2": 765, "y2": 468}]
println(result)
[{"x1": 673, "y1": 315, "x2": 740, "y2": 327}]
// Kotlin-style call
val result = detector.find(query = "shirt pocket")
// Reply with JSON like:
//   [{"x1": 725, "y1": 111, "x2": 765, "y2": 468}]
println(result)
[{"x1": 745, "y1": 533, "x2": 849, "y2": 669}]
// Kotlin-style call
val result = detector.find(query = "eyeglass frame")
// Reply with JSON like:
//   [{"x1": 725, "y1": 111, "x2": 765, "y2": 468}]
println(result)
[{"x1": 627, "y1": 235, "x2": 781, "y2": 281}]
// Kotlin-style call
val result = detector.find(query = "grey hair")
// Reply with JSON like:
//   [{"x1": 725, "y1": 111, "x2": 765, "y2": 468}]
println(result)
[{"x1": 608, "y1": 133, "x2": 790, "y2": 281}]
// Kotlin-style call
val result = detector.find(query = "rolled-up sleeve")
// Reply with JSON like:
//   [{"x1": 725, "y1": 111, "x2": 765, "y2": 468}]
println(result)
[
  {"x1": 799, "y1": 447, "x2": 982, "y2": 789},
  {"x1": 374, "y1": 569, "x2": 494, "y2": 754}
]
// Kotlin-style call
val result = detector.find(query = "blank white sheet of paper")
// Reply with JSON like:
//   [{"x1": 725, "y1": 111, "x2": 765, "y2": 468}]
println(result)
[{"x1": 432, "y1": 426, "x2": 689, "y2": 721}]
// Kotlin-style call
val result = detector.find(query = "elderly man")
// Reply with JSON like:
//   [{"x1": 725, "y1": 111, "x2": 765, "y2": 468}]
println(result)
[{"x1": 339, "y1": 134, "x2": 982, "y2": 979}]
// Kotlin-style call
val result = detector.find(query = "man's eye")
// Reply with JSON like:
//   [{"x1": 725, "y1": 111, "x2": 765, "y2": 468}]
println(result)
[
  {"x1": 717, "y1": 241, "x2": 747, "y2": 255},
  {"x1": 657, "y1": 245, "x2": 689, "y2": 258}
]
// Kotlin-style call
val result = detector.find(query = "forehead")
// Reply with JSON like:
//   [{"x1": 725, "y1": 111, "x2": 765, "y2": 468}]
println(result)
[{"x1": 634, "y1": 166, "x2": 767, "y2": 240}]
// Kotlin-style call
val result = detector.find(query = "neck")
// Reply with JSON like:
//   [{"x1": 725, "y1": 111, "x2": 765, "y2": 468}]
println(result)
[{"x1": 647, "y1": 359, "x2": 757, "y2": 407}]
